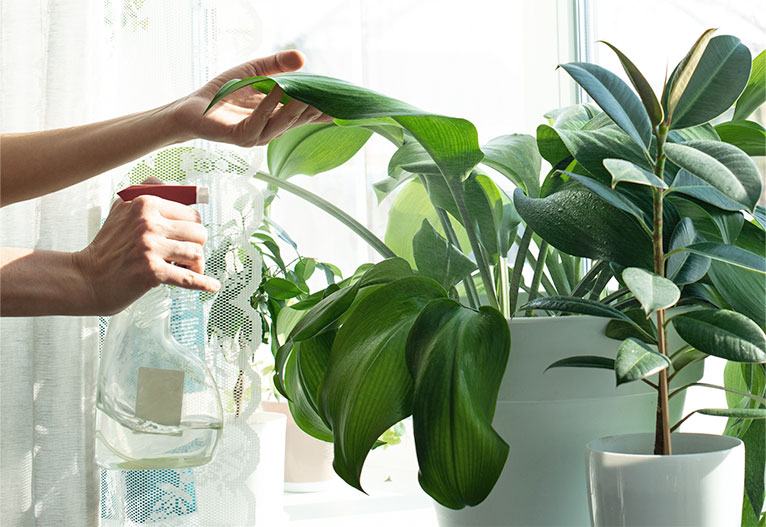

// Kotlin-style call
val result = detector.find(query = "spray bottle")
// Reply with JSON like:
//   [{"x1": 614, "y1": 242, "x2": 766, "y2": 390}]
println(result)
[{"x1": 96, "y1": 185, "x2": 223, "y2": 470}]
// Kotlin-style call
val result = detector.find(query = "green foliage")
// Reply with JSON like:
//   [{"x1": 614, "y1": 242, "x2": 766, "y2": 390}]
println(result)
[
  {"x1": 672, "y1": 310, "x2": 766, "y2": 363},
  {"x1": 614, "y1": 338, "x2": 671, "y2": 386}
]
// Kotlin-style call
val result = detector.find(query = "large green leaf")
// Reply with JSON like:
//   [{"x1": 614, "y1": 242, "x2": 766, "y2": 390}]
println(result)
[
  {"x1": 697, "y1": 408, "x2": 766, "y2": 419},
  {"x1": 666, "y1": 28, "x2": 717, "y2": 124},
  {"x1": 267, "y1": 123, "x2": 372, "y2": 180},
  {"x1": 708, "y1": 261, "x2": 766, "y2": 328},
  {"x1": 604, "y1": 158, "x2": 667, "y2": 189},
  {"x1": 666, "y1": 35, "x2": 752, "y2": 129},
  {"x1": 566, "y1": 172, "x2": 650, "y2": 230},
  {"x1": 622, "y1": 267, "x2": 681, "y2": 315},
  {"x1": 599, "y1": 41, "x2": 663, "y2": 126},
  {"x1": 669, "y1": 169, "x2": 747, "y2": 213},
  {"x1": 664, "y1": 141, "x2": 762, "y2": 212},
  {"x1": 559, "y1": 62, "x2": 652, "y2": 150},
  {"x1": 319, "y1": 278, "x2": 446, "y2": 491},
  {"x1": 388, "y1": 141, "x2": 441, "y2": 180},
  {"x1": 681, "y1": 242, "x2": 765, "y2": 274},
  {"x1": 733, "y1": 49, "x2": 766, "y2": 120},
  {"x1": 615, "y1": 338, "x2": 671, "y2": 386},
  {"x1": 666, "y1": 217, "x2": 711, "y2": 285},
  {"x1": 546, "y1": 356, "x2": 616, "y2": 372},
  {"x1": 513, "y1": 187, "x2": 653, "y2": 269},
  {"x1": 544, "y1": 103, "x2": 601, "y2": 130},
  {"x1": 481, "y1": 134, "x2": 542, "y2": 197},
  {"x1": 714, "y1": 120, "x2": 766, "y2": 157},
  {"x1": 413, "y1": 220, "x2": 476, "y2": 290},
  {"x1": 207, "y1": 73, "x2": 483, "y2": 182},
  {"x1": 406, "y1": 299, "x2": 510, "y2": 509},
  {"x1": 672, "y1": 309, "x2": 766, "y2": 363},
  {"x1": 605, "y1": 308, "x2": 658, "y2": 344}
]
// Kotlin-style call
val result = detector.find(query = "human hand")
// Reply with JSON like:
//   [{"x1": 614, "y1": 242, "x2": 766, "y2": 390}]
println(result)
[
  {"x1": 169, "y1": 50, "x2": 333, "y2": 147},
  {"x1": 73, "y1": 189, "x2": 219, "y2": 316}
]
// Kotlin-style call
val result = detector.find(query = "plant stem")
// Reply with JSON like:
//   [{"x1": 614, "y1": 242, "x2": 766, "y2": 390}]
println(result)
[
  {"x1": 498, "y1": 255, "x2": 510, "y2": 318},
  {"x1": 525, "y1": 241, "x2": 549, "y2": 316},
  {"x1": 252, "y1": 171, "x2": 396, "y2": 260},
  {"x1": 435, "y1": 206, "x2": 480, "y2": 309},
  {"x1": 509, "y1": 226, "x2": 534, "y2": 316},
  {"x1": 653, "y1": 125, "x2": 672, "y2": 456},
  {"x1": 446, "y1": 179, "x2": 499, "y2": 309}
]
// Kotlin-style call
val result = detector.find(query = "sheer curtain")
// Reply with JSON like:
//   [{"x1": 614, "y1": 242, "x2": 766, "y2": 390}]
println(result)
[{"x1": 1, "y1": 1, "x2": 265, "y2": 525}]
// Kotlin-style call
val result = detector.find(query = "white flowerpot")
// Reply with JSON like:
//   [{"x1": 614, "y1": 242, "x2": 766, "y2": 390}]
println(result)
[
  {"x1": 587, "y1": 433, "x2": 744, "y2": 526},
  {"x1": 435, "y1": 316, "x2": 703, "y2": 527},
  {"x1": 246, "y1": 412, "x2": 287, "y2": 526}
]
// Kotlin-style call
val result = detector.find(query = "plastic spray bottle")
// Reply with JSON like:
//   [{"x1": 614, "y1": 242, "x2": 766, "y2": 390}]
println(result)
[{"x1": 95, "y1": 185, "x2": 223, "y2": 470}]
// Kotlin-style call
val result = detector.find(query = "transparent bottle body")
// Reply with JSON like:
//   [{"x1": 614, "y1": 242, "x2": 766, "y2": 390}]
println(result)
[{"x1": 96, "y1": 287, "x2": 223, "y2": 470}]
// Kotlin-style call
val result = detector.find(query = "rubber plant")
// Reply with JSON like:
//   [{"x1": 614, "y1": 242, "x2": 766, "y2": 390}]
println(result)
[{"x1": 512, "y1": 31, "x2": 766, "y2": 524}]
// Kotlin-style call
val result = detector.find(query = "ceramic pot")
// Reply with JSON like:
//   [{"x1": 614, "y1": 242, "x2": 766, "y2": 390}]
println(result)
[
  {"x1": 435, "y1": 315, "x2": 703, "y2": 527},
  {"x1": 587, "y1": 432, "x2": 744, "y2": 526}
]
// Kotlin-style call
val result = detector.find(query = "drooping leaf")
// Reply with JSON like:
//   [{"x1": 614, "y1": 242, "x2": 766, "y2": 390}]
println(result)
[
  {"x1": 599, "y1": 40, "x2": 664, "y2": 126},
  {"x1": 481, "y1": 134, "x2": 542, "y2": 197},
  {"x1": 733, "y1": 49, "x2": 766, "y2": 121},
  {"x1": 513, "y1": 187, "x2": 653, "y2": 269},
  {"x1": 406, "y1": 299, "x2": 510, "y2": 509},
  {"x1": 669, "y1": 169, "x2": 747, "y2": 213},
  {"x1": 672, "y1": 309, "x2": 766, "y2": 363},
  {"x1": 413, "y1": 220, "x2": 477, "y2": 290},
  {"x1": 615, "y1": 338, "x2": 671, "y2": 386},
  {"x1": 320, "y1": 278, "x2": 446, "y2": 491},
  {"x1": 267, "y1": 123, "x2": 372, "y2": 180},
  {"x1": 666, "y1": 217, "x2": 711, "y2": 285},
  {"x1": 708, "y1": 261, "x2": 766, "y2": 328},
  {"x1": 559, "y1": 62, "x2": 652, "y2": 150},
  {"x1": 666, "y1": 34, "x2": 752, "y2": 129},
  {"x1": 681, "y1": 242, "x2": 765, "y2": 274},
  {"x1": 714, "y1": 120, "x2": 766, "y2": 157},
  {"x1": 388, "y1": 141, "x2": 441, "y2": 180},
  {"x1": 664, "y1": 141, "x2": 762, "y2": 212},
  {"x1": 604, "y1": 158, "x2": 667, "y2": 189},
  {"x1": 546, "y1": 356, "x2": 616, "y2": 372},
  {"x1": 335, "y1": 116, "x2": 405, "y2": 146},
  {"x1": 622, "y1": 267, "x2": 681, "y2": 315},
  {"x1": 605, "y1": 308, "x2": 658, "y2": 344}
]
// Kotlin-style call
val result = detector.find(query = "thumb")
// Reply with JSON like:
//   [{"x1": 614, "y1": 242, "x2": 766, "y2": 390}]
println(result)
[{"x1": 255, "y1": 50, "x2": 305, "y2": 76}]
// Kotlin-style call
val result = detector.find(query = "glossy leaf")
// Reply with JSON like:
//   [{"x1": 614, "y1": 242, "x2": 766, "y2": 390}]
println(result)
[
  {"x1": 714, "y1": 120, "x2": 766, "y2": 157},
  {"x1": 481, "y1": 134, "x2": 542, "y2": 197},
  {"x1": 546, "y1": 356, "x2": 616, "y2": 372},
  {"x1": 733, "y1": 49, "x2": 766, "y2": 120},
  {"x1": 559, "y1": 62, "x2": 652, "y2": 150},
  {"x1": 604, "y1": 158, "x2": 667, "y2": 189},
  {"x1": 320, "y1": 278, "x2": 446, "y2": 491},
  {"x1": 413, "y1": 220, "x2": 477, "y2": 290},
  {"x1": 526, "y1": 295, "x2": 656, "y2": 343},
  {"x1": 670, "y1": 169, "x2": 746, "y2": 212},
  {"x1": 605, "y1": 308, "x2": 658, "y2": 344},
  {"x1": 615, "y1": 338, "x2": 671, "y2": 386},
  {"x1": 262, "y1": 277, "x2": 306, "y2": 299},
  {"x1": 388, "y1": 141, "x2": 441, "y2": 180},
  {"x1": 681, "y1": 242, "x2": 765, "y2": 274},
  {"x1": 666, "y1": 218, "x2": 711, "y2": 285},
  {"x1": 664, "y1": 141, "x2": 762, "y2": 212},
  {"x1": 666, "y1": 28, "x2": 717, "y2": 123},
  {"x1": 406, "y1": 299, "x2": 510, "y2": 509},
  {"x1": 267, "y1": 123, "x2": 372, "y2": 180},
  {"x1": 672, "y1": 309, "x2": 766, "y2": 363},
  {"x1": 667, "y1": 34, "x2": 752, "y2": 129},
  {"x1": 697, "y1": 408, "x2": 766, "y2": 419},
  {"x1": 599, "y1": 40, "x2": 663, "y2": 126},
  {"x1": 622, "y1": 267, "x2": 681, "y2": 315},
  {"x1": 207, "y1": 72, "x2": 484, "y2": 182},
  {"x1": 566, "y1": 172, "x2": 650, "y2": 230},
  {"x1": 514, "y1": 187, "x2": 653, "y2": 269},
  {"x1": 708, "y1": 261, "x2": 766, "y2": 328}
]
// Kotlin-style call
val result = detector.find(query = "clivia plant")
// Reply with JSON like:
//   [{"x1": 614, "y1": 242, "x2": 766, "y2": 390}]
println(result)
[{"x1": 203, "y1": 30, "x2": 766, "y2": 519}]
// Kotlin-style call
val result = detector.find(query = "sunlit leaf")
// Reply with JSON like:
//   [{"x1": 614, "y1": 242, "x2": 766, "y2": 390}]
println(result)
[
  {"x1": 615, "y1": 338, "x2": 671, "y2": 386},
  {"x1": 672, "y1": 309, "x2": 766, "y2": 363}
]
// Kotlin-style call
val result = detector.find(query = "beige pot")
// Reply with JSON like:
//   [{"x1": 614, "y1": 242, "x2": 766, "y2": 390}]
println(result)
[{"x1": 260, "y1": 400, "x2": 337, "y2": 492}]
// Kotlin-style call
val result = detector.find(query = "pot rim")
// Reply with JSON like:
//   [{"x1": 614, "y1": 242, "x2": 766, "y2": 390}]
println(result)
[
  {"x1": 587, "y1": 432, "x2": 743, "y2": 458},
  {"x1": 508, "y1": 314, "x2": 609, "y2": 325}
]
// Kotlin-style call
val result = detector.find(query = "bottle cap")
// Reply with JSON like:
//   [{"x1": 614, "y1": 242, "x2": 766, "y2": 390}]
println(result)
[{"x1": 197, "y1": 187, "x2": 210, "y2": 204}]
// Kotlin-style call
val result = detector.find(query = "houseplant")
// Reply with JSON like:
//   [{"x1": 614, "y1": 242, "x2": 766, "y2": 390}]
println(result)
[
  {"x1": 513, "y1": 30, "x2": 766, "y2": 525},
  {"x1": 203, "y1": 32, "x2": 764, "y2": 525}
]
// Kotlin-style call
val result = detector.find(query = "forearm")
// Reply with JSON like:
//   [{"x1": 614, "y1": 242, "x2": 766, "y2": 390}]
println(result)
[
  {"x1": 0, "y1": 104, "x2": 183, "y2": 207},
  {"x1": 0, "y1": 247, "x2": 95, "y2": 316}
]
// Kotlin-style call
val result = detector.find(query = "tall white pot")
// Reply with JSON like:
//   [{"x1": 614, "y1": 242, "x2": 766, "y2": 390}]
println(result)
[
  {"x1": 435, "y1": 316, "x2": 702, "y2": 527},
  {"x1": 587, "y1": 433, "x2": 744, "y2": 526}
]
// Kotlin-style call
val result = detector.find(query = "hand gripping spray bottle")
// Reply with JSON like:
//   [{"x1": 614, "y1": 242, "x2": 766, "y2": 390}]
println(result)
[{"x1": 96, "y1": 185, "x2": 223, "y2": 470}]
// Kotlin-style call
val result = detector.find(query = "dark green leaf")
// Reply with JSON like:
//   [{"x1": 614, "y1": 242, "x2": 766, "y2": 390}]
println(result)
[
  {"x1": 546, "y1": 356, "x2": 616, "y2": 372},
  {"x1": 604, "y1": 158, "x2": 667, "y2": 189},
  {"x1": 682, "y1": 242, "x2": 765, "y2": 273},
  {"x1": 708, "y1": 261, "x2": 766, "y2": 328},
  {"x1": 567, "y1": 172, "x2": 650, "y2": 230},
  {"x1": 666, "y1": 28, "x2": 717, "y2": 124},
  {"x1": 666, "y1": 218, "x2": 711, "y2": 285},
  {"x1": 406, "y1": 299, "x2": 510, "y2": 509},
  {"x1": 615, "y1": 338, "x2": 671, "y2": 385},
  {"x1": 481, "y1": 134, "x2": 542, "y2": 197},
  {"x1": 622, "y1": 267, "x2": 681, "y2": 315},
  {"x1": 733, "y1": 49, "x2": 766, "y2": 120},
  {"x1": 413, "y1": 220, "x2": 477, "y2": 290},
  {"x1": 559, "y1": 62, "x2": 652, "y2": 150},
  {"x1": 388, "y1": 142, "x2": 441, "y2": 180},
  {"x1": 320, "y1": 278, "x2": 446, "y2": 491},
  {"x1": 605, "y1": 308, "x2": 658, "y2": 344},
  {"x1": 672, "y1": 309, "x2": 766, "y2": 362},
  {"x1": 670, "y1": 169, "x2": 747, "y2": 213},
  {"x1": 665, "y1": 141, "x2": 762, "y2": 212},
  {"x1": 667, "y1": 34, "x2": 752, "y2": 129},
  {"x1": 599, "y1": 40, "x2": 663, "y2": 126},
  {"x1": 263, "y1": 277, "x2": 306, "y2": 300},
  {"x1": 715, "y1": 120, "x2": 766, "y2": 157}
]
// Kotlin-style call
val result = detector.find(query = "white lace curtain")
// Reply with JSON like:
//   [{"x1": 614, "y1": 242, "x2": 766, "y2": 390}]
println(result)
[{"x1": 0, "y1": 1, "x2": 266, "y2": 525}]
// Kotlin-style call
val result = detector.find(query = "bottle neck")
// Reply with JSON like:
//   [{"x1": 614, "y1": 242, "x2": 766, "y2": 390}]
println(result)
[{"x1": 131, "y1": 286, "x2": 172, "y2": 327}]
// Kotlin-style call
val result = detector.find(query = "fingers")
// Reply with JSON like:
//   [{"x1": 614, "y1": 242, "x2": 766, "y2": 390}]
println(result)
[
  {"x1": 260, "y1": 98, "x2": 312, "y2": 141},
  {"x1": 158, "y1": 239, "x2": 206, "y2": 274},
  {"x1": 234, "y1": 85, "x2": 285, "y2": 146},
  {"x1": 130, "y1": 195, "x2": 201, "y2": 223},
  {"x1": 253, "y1": 50, "x2": 305, "y2": 76},
  {"x1": 160, "y1": 218, "x2": 208, "y2": 245},
  {"x1": 157, "y1": 261, "x2": 220, "y2": 292}
]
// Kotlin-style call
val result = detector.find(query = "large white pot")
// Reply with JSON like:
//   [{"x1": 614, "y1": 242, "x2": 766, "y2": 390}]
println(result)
[
  {"x1": 435, "y1": 315, "x2": 703, "y2": 527},
  {"x1": 587, "y1": 433, "x2": 744, "y2": 526}
]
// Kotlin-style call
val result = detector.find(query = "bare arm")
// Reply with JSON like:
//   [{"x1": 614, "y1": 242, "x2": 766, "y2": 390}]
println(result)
[{"x1": 0, "y1": 50, "x2": 330, "y2": 207}]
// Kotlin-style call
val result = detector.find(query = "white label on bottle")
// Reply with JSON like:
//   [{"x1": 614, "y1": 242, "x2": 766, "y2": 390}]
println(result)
[{"x1": 135, "y1": 367, "x2": 184, "y2": 426}]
